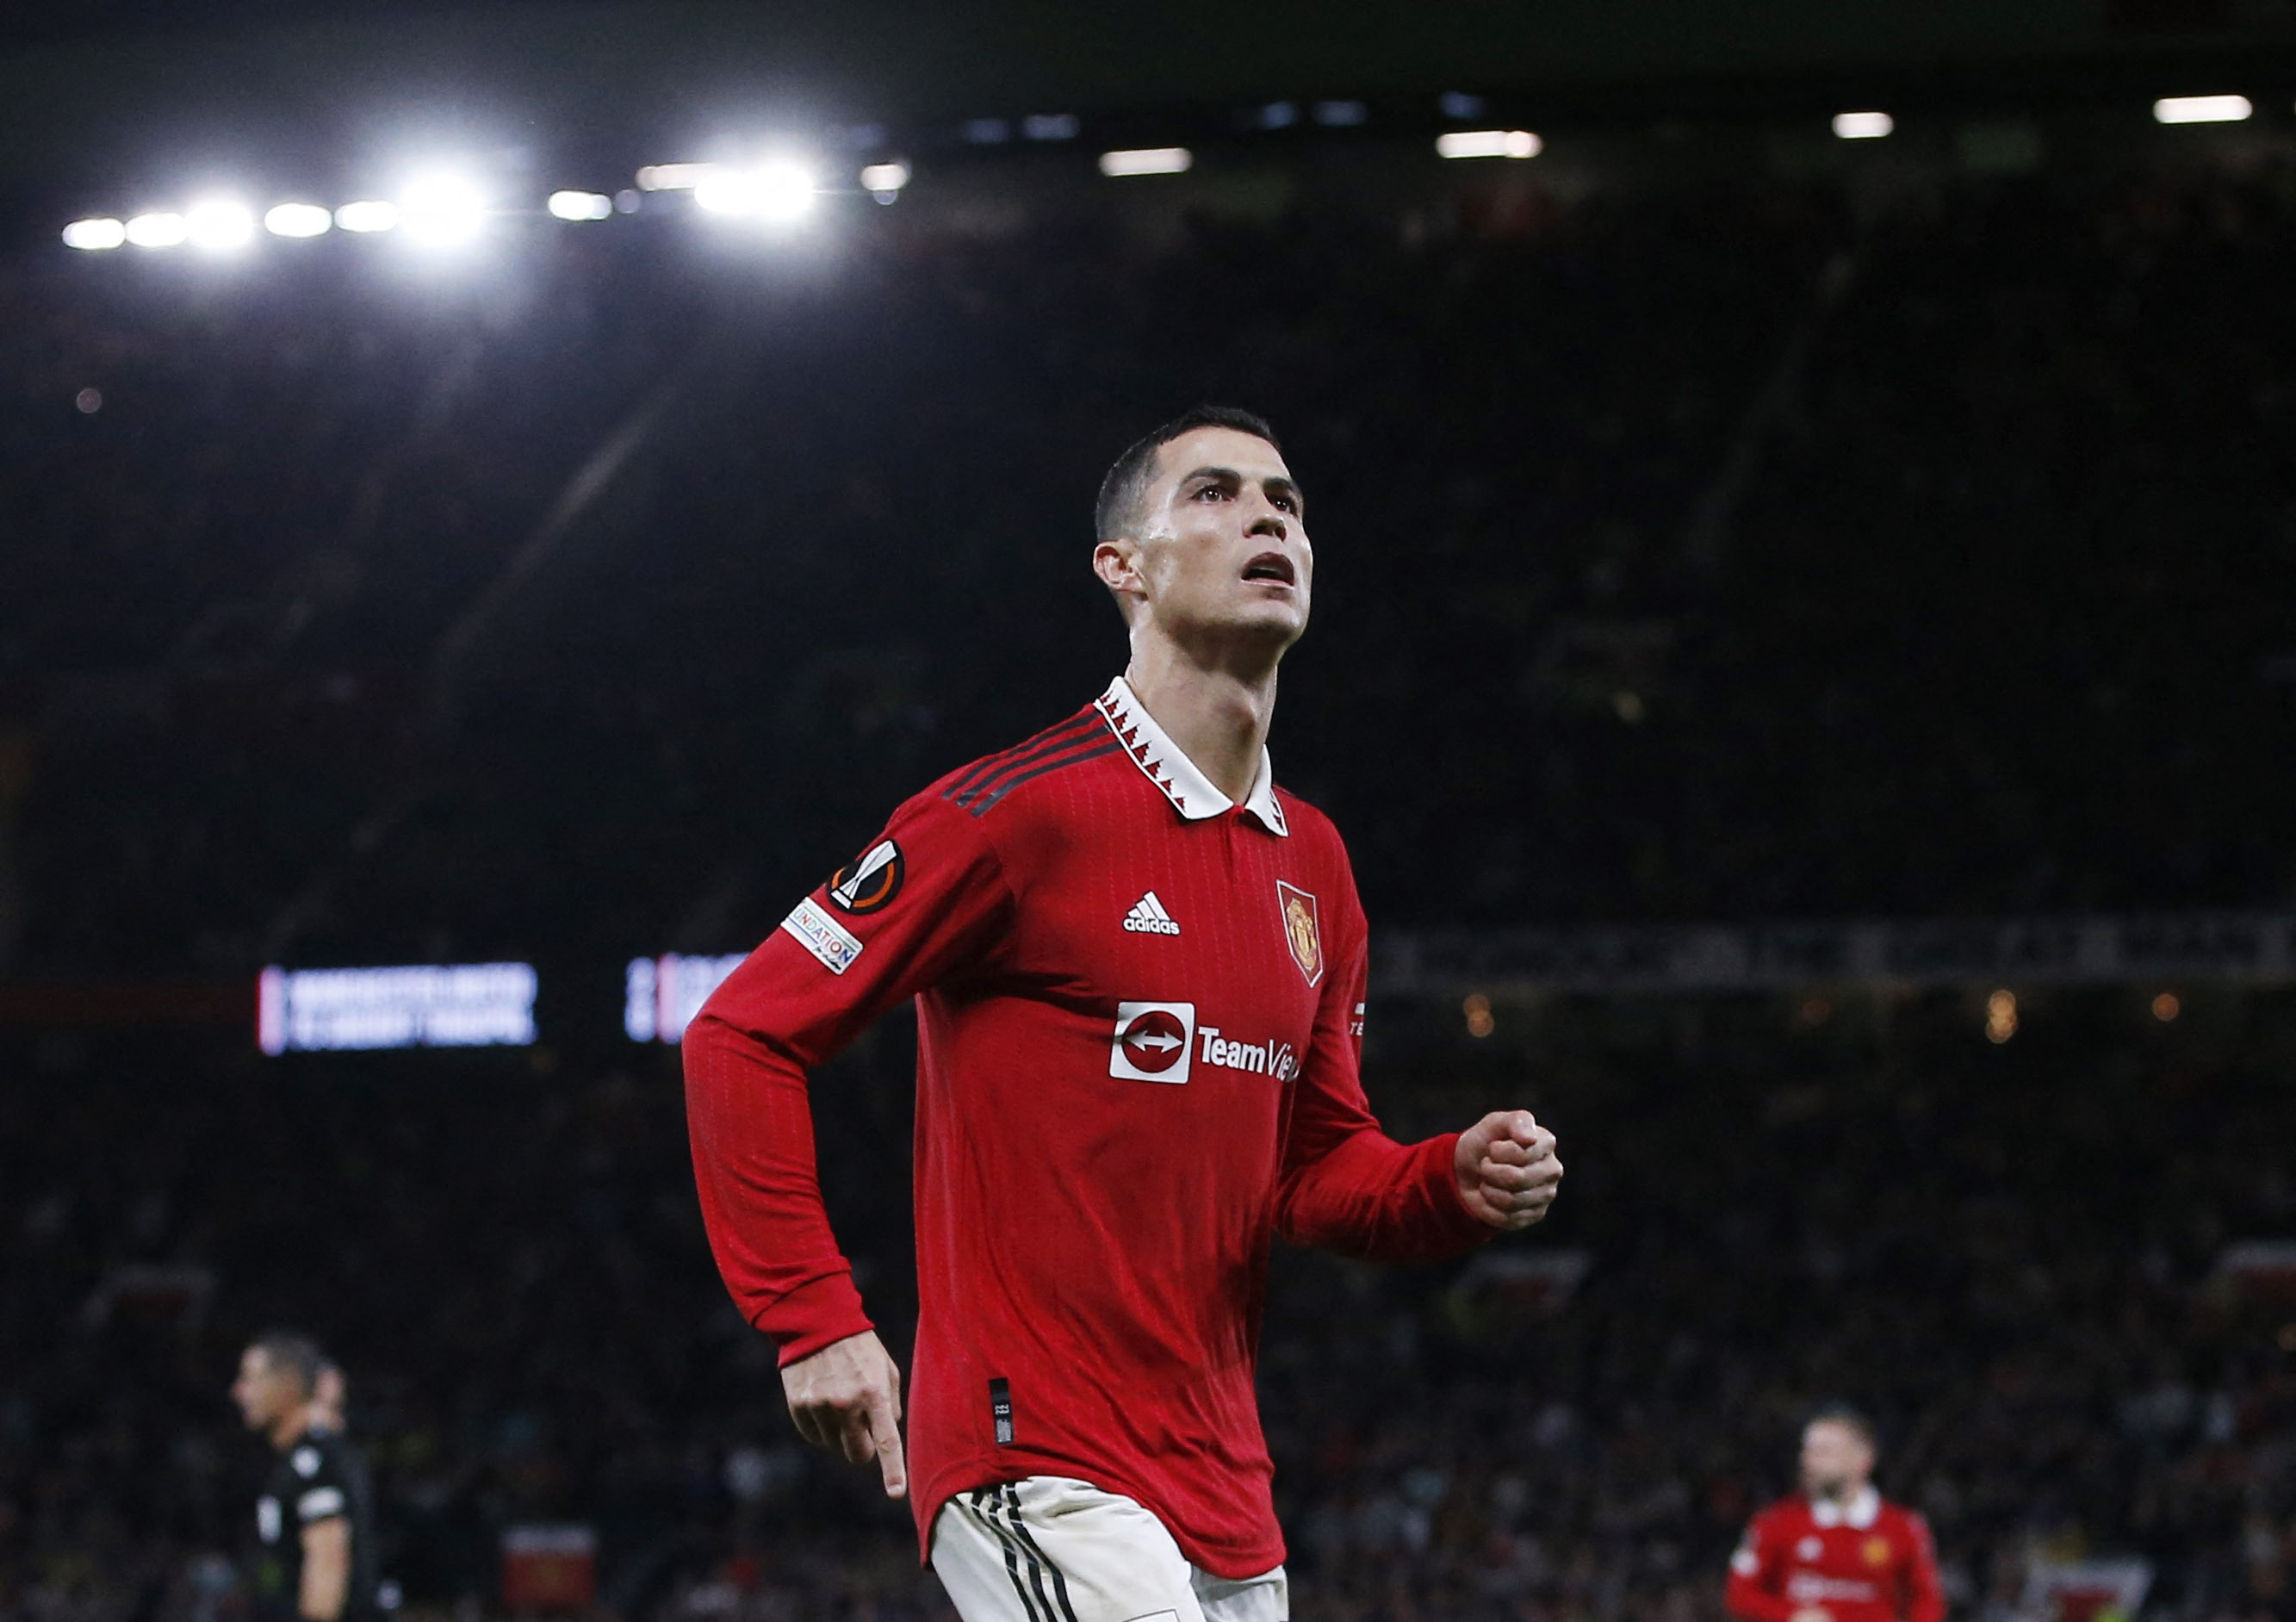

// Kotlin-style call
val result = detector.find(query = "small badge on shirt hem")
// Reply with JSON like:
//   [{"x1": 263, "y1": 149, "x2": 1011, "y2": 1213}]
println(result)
[{"x1": 782, "y1": 898, "x2": 864, "y2": 974}]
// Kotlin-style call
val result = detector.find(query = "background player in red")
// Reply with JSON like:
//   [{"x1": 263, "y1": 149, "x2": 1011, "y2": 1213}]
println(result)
[
  {"x1": 1727, "y1": 1406, "x2": 1947, "y2": 1622},
  {"x1": 684, "y1": 405, "x2": 1564, "y2": 1620}
]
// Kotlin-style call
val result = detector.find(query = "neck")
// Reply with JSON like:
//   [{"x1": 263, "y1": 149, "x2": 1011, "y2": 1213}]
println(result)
[
  {"x1": 1123, "y1": 631, "x2": 1280, "y2": 805},
  {"x1": 268, "y1": 1409, "x2": 312, "y2": 1451}
]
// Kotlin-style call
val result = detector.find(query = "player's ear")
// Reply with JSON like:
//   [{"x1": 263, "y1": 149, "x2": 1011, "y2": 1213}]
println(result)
[{"x1": 1093, "y1": 537, "x2": 1145, "y2": 617}]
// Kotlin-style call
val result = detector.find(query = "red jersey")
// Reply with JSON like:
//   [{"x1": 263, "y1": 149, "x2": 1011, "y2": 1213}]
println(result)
[
  {"x1": 1727, "y1": 1489, "x2": 1946, "y2": 1622},
  {"x1": 685, "y1": 678, "x2": 1492, "y2": 1578}
]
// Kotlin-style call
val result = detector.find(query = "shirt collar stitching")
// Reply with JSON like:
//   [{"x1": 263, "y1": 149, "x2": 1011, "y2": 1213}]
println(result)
[{"x1": 1094, "y1": 677, "x2": 1288, "y2": 836}]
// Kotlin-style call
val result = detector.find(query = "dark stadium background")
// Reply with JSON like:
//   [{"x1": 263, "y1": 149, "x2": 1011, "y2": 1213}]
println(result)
[{"x1": 5, "y1": 3, "x2": 2296, "y2": 1619}]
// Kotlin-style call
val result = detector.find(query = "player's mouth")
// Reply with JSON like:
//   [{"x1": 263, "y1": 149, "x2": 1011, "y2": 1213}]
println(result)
[{"x1": 1240, "y1": 552, "x2": 1296, "y2": 587}]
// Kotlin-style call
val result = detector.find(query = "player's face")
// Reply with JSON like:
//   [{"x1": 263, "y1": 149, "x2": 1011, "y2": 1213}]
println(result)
[
  {"x1": 1798, "y1": 1420, "x2": 1875, "y2": 1498},
  {"x1": 231, "y1": 1347, "x2": 299, "y2": 1432},
  {"x1": 1126, "y1": 426, "x2": 1312, "y2": 653}
]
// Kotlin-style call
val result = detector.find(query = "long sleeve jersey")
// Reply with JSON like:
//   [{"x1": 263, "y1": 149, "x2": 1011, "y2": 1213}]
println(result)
[
  {"x1": 1726, "y1": 1489, "x2": 1947, "y2": 1622},
  {"x1": 685, "y1": 677, "x2": 1494, "y2": 1577}
]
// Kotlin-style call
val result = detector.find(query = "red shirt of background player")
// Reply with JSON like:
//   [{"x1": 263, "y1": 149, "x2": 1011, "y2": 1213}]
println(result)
[{"x1": 1726, "y1": 1485, "x2": 1946, "y2": 1622}]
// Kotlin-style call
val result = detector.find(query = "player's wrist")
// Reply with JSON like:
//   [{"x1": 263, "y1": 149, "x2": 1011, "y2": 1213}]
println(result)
[{"x1": 764, "y1": 1273, "x2": 875, "y2": 1366}]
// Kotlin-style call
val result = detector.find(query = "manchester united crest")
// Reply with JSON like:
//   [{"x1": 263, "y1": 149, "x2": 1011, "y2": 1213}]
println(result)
[
  {"x1": 1276, "y1": 880, "x2": 1324, "y2": 987},
  {"x1": 1862, "y1": 1536, "x2": 1894, "y2": 1569}
]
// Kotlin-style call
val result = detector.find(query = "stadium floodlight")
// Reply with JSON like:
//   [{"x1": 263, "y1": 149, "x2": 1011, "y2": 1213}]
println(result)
[
  {"x1": 1832, "y1": 110, "x2": 1895, "y2": 140},
  {"x1": 1098, "y1": 147, "x2": 1193, "y2": 177},
  {"x1": 636, "y1": 162, "x2": 713, "y2": 190},
  {"x1": 62, "y1": 218, "x2": 127, "y2": 250},
  {"x1": 2153, "y1": 94, "x2": 2252, "y2": 123},
  {"x1": 398, "y1": 176, "x2": 486, "y2": 244},
  {"x1": 694, "y1": 159, "x2": 817, "y2": 221},
  {"x1": 548, "y1": 190, "x2": 614, "y2": 221},
  {"x1": 859, "y1": 160, "x2": 910, "y2": 197},
  {"x1": 125, "y1": 212, "x2": 189, "y2": 248},
  {"x1": 264, "y1": 202, "x2": 333, "y2": 239},
  {"x1": 335, "y1": 200, "x2": 400, "y2": 233},
  {"x1": 752, "y1": 160, "x2": 816, "y2": 220},
  {"x1": 184, "y1": 200, "x2": 257, "y2": 251},
  {"x1": 1435, "y1": 129, "x2": 1541, "y2": 159}
]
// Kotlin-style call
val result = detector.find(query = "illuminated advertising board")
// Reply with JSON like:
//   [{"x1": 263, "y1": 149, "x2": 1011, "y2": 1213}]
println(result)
[
  {"x1": 258, "y1": 963, "x2": 538, "y2": 1054},
  {"x1": 624, "y1": 953, "x2": 746, "y2": 1043}
]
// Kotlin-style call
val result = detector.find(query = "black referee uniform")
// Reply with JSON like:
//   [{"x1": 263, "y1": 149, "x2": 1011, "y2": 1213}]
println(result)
[{"x1": 251, "y1": 1426, "x2": 379, "y2": 1622}]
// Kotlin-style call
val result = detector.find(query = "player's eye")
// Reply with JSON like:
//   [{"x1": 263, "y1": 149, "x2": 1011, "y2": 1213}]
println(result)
[{"x1": 1193, "y1": 483, "x2": 1227, "y2": 500}]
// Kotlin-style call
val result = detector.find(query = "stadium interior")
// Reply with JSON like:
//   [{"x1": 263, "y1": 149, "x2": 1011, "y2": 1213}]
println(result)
[{"x1": 3, "y1": 3, "x2": 2296, "y2": 1619}]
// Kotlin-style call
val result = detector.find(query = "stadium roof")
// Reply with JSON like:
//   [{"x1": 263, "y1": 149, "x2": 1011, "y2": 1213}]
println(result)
[{"x1": 2, "y1": 0, "x2": 2293, "y2": 201}]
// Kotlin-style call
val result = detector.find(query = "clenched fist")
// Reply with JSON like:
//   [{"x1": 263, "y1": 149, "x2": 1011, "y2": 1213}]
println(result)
[
  {"x1": 780, "y1": 1329, "x2": 907, "y2": 1499},
  {"x1": 1454, "y1": 1110, "x2": 1563, "y2": 1230}
]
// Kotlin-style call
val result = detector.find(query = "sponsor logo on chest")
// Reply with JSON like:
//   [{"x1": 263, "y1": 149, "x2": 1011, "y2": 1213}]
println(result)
[
  {"x1": 1197, "y1": 1026, "x2": 1298, "y2": 1082},
  {"x1": 1108, "y1": 1001, "x2": 1295, "y2": 1084}
]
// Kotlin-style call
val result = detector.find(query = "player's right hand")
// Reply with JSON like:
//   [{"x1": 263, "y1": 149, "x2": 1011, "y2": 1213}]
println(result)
[{"x1": 780, "y1": 1329, "x2": 908, "y2": 1500}]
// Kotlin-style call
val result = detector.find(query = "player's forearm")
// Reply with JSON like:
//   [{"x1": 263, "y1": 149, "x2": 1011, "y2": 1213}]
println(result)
[
  {"x1": 298, "y1": 1527, "x2": 349, "y2": 1621},
  {"x1": 1275, "y1": 1128, "x2": 1491, "y2": 1261},
  {"x1": 684, "y1": 1012, "x2": 874, "y2": 1361}
]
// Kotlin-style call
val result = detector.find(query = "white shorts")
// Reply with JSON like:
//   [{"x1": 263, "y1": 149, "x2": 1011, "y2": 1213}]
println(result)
[{"x1": 929, "y1": 1476, "x2": 1288, "y2": 1622}]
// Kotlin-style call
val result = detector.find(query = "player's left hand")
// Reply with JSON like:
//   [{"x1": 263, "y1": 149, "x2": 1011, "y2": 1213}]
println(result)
[{"x1": 1454, "y1": 1109, "x2": 1562, "y2": 1230}]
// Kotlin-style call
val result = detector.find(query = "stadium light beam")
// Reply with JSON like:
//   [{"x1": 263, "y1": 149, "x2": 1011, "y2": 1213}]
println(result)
[
  {"x1": 125, "y1": 212, "x2": 189, "y2": 248},
  {"x1": 334, "y1": 200, "x2": 399, "y2": 233},
  {"x1": 2153, "y1": 94, "x2": 2252, "y2": 123},
  {"x1": 399, "y1": 176, "x2": 486, "y2": 244},
  {"x1": 264, "y1": 202, "x2": 333, "y2": 239},
  {"x1": 1832, "y1": 110, "x2": 1895, "y2": 140},
  {"x1": 548, "y1": 190, "x2": 614, "y2": 221},
  {"x1": 63, "y1": 218, "x2": 127, "y2": 250},
  {"x1": 184, "y1": 200, "x2": 257, "y2": 251},
  {"x1": 1435, "y1": 129, "x2": 1541, "y2": 159},
  {"x1": 1098, "y1": 147, "x2": 1193, "y2": 177}
]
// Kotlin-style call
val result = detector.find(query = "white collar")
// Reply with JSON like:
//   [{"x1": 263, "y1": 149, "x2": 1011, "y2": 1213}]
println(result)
[
  {"x1": 1094, "y1": 677, "x2": 1288, "y2": 836},
  {"x1": 1809, "y1": 1487, "x2": 1880, "y2": 1529}
]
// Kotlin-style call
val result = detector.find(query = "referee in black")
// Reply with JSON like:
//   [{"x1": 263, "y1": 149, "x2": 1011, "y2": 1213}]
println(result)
[{"x1": 230, "y1": 1332, "x2": 378, "y2": 1622}]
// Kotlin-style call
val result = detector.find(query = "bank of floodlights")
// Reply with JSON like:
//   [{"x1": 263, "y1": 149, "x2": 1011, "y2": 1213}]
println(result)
[
  {"x1": 2153, "y1": 94, "x2": 2252, "y2": 123},
  {"x1": 264, "y1": 202, "x2": 333, "y2": 239},
  {"x1": 548, "y1": 190, "x2": 614, "y2": 221},
  {"x1": 1098, "y1": 147, "x2": 1192, "y2": 177},
  {"x1": 1435, "y1": 129, "x2": 1541, "y2": 159},
  {"x1": 56, "y1": 90, "x2": 2283, "y2": 258},
  {"x1": 693, "y1": 159, "x2": 818, "y2": 221}
]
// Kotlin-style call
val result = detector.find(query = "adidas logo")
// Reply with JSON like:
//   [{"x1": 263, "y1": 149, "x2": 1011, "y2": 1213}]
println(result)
[{"x1": 1122, "y1": 891, "x2": 1182, "y2": 936}]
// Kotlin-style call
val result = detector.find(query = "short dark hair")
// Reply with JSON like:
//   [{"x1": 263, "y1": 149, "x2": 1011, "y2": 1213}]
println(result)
[
  {"x1": 1094, "y1": 405, "x2": 1283, "y2": 544},
  {"x1": 248, "y1": 1330, "x2": 327, "y2": 1396},
  {"x1": 1805, "y1": 1402, "x2": 1877, "y2": 1449}
]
